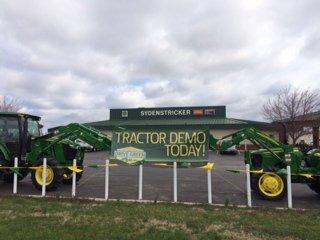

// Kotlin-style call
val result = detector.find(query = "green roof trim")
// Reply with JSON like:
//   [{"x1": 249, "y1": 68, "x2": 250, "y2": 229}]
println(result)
[{"x1": 87, "y1": 117, "x2": 271, "y2": 130}]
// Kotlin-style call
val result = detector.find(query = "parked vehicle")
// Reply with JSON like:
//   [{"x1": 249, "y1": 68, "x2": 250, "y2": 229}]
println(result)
[
  {"x1": 220, "y1": 145, "x2": 239, "y2": 155},
  {"x1": 210, "y1": 128, "x2": 320, "y2": 200},
  {"x1": 0, "y1": 112, "x2": 111, "y2": 191}
]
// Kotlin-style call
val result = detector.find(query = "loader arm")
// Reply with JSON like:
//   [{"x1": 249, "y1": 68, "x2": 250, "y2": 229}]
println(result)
[
  {"x1": 217, "y1": 128, "x2": 286, "y2": 162},
  {"x1": 46, "y1": 123, "x2": 112, "y2": 151},
  {"x1": 27, "y1": 123, "x2": 111, "y2": 164}
]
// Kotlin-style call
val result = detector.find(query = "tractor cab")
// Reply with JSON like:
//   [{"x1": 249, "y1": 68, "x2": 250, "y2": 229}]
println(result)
[{"x1": 0, "y1": 112, "x2": 42, "y2": 162}]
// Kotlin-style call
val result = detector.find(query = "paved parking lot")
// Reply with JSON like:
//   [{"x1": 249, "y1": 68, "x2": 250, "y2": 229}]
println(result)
[{"x1": 1, "y1": 151, "x2": 320, "y2": 209}]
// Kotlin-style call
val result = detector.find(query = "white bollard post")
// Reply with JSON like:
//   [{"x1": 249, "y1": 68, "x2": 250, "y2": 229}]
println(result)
[
  {"x1": 138, "y1": 164, "x2": 143, "y2": 200},
  {"x1": 13, "y1": 157, "x2": 18, "y2": 194},
  {"x1": 287, "y1": 165, "x2": 292, "y2": 209},
  {"x1": 245, "y1": 164, "x2": 252, "y2": 207},
  {"x1": 207, "y1": 169, "x2": 212, "y2": 204},
  {"x1": 173, "y1": 161, "x2": 177, "y2": 203},
  {"x1": 41, "y1": 158, "x2": 47, "y2": 197},
  {"x1": 105, "y1": 159, "x2": 109, "y2": 200},
  {"x1": 72, "y1": 159, "x2": 77, "y2": 198}
]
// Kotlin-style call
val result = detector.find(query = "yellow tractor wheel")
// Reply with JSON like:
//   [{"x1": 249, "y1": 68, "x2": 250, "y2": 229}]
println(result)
[
  {"x1": 31, "y1": 159, "x2": 63, "y2": 191},
  {"x1": 35, "y1": 166, "x2": 55, "y2": 186},
  {"x1": 253, "y1": 172, "x2": 286, "y2": 200}
]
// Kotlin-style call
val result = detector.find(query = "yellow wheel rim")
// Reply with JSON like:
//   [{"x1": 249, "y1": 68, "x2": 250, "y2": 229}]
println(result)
[
  {"x1": 35, "y1": 166, "x2": 54, "y2": 186},
  {"x1": 258, "y1": 173, "x2": 284, "y2": 197}
]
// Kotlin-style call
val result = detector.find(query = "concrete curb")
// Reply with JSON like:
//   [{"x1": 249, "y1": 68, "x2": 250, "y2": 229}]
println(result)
[{"x1": 14, "y1": 194, "x2": 311, "y2": 211}]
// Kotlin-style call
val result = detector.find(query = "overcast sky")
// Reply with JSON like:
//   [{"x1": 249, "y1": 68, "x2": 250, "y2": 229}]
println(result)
[{"x1": 1, "y1": 0, "x2": 320, "y2": 129}]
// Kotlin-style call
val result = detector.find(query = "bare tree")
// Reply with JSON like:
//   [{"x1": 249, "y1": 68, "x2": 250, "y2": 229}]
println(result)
[
  {"x1": 263, "y1": 87, "x2": 320, "y2": 144},
  {"x1": 0, "y1": 95, "x2": 22, "y2": 112}
]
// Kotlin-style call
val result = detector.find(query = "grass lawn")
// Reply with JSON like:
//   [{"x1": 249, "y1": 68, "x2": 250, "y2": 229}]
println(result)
[{"x1": 0, "y1": 196, "x2": 319, "y2": 240}]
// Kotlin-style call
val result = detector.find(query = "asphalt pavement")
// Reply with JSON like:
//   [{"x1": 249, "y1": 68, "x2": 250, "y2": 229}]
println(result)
[{"x1": 1, "y1": 151, "x2": 320, "y2": 209}]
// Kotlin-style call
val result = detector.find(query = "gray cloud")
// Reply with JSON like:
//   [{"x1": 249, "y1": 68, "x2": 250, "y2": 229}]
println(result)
[{"x1": 1, "y1": 0, "x2": 320, "y2": 129}]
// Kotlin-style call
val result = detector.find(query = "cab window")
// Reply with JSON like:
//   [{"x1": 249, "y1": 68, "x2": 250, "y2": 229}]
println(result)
[
  {"x1": 27, "y1": 118, "x2": 41, "y2": 137},
  {"x1": 0, "y1": 117, "x2": 20, "y2": 142}
]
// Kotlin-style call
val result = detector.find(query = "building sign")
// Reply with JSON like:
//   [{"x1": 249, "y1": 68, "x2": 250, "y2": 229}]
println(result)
[
  {"x1": 110, "y1": 106, "x2": 226, "y2": 120},
  {"x1": 140, "y1": 109, "x2": 192, "y2": 117},
  {"x1": 111, "y1": 128, "x2": 209, "y2": 164}
]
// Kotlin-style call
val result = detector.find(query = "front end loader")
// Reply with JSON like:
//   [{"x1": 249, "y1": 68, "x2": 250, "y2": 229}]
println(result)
[
  {"x1": 27, "y1": 123, "x2": 112, "y2": 190},
  {"x1": 212, "y1": 128, "x2": 320, "y2": 200}
]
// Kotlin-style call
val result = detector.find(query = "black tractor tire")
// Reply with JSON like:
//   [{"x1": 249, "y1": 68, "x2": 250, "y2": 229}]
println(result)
[
  {"x1": 62, "y1": 166, "x2": 84, "y2": 184},
  {"x1": 2, "y1": 169, "x2": 29, "y2": 183},
  {"x1": 0, "y1": 155, "x2": 28, "y2": 183},
  {"x1": 251, "y1": 173, "x2": 286, "y2": 201},
  {"x1": 308, "y1": 178, "x2": 320, "y2": 195},
  {"x1": 31, "y1": 158, "x2": 63, "y2": 191}
]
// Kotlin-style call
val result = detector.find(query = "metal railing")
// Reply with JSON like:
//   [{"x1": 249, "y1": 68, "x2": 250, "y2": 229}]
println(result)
[{"x1": 9, "y1": 157, "x2": 294, "y2": 209}]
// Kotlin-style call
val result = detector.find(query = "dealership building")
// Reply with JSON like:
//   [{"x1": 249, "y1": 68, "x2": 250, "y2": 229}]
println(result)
[{"x1": 87, "y1": 106, "x2": 278, "y2": 149}]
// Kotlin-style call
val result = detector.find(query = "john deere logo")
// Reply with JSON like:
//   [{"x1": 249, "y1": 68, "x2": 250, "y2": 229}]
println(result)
[
  {"x1": 114, "y1": 147, "x2": 146, "y2": 164},
  {"x1": 121, "y1": 110, "x2": 128, "y2": 117}
]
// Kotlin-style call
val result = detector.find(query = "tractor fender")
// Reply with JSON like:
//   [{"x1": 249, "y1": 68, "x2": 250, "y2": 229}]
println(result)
[{"x1": 0, "y1": 142, "x2": 11, "y2": 161}]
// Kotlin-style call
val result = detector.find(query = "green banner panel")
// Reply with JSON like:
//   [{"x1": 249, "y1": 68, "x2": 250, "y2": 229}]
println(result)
[
  {"x1": 110, "y1": 106, "x2": 226, "y2": 120},
  {"x1": 111, "y1": 128, "x2": 209, "y2": 164}
]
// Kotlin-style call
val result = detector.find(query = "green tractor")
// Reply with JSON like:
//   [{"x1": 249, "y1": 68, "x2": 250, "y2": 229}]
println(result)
[
  {"x1": 0, "y1": 112, "x2": 111, "y2": 191},
  {"x1": 210, "y1": 128, "x2": 320, "y2": 200}
]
